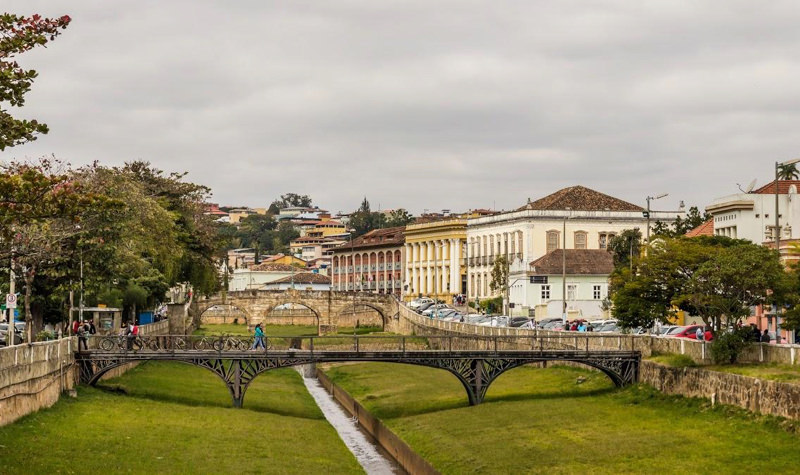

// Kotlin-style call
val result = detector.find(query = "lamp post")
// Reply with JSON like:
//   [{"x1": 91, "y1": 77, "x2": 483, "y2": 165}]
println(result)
[
  {"x1": 562, "y1": 208, "x2": 570, "y2": 325},
  {"x1": 645, "y1": 193, "x2": 668, "y2": 244},
  {"x1": 347, "y1": 229, "x2": 356, "y2": 333},
  {"x1": 774, "y1": 158, "x2": 800, "y2": 342}
]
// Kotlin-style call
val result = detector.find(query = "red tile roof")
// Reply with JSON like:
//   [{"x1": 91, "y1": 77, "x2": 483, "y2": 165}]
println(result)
[
  {"x1": 331, "y1": 227, "x2": 406, "y2": 252},
  {"x1": 686, "y1": 219, "x2": 714, "y2": 237},
  {"x1": 529, "y1": 249, "x2": 614, "y2": 275},
  {"x1": 518, "y1": 186, "x2": 643, "y2": 212},
  {"x1": 271, "y1": 272, "x2": 331, "y2": 284},
  {"x1": 249, "y1": 263, "x2": 295, "y2": 272},
  {"x1": 752, "y1": 180, "x2": 800, "y2": 194}
]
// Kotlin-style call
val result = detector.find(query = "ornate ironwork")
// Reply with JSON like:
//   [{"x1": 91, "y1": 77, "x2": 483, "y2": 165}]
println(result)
[{"x1": 76, "y1": 334, "x2": 641, "y2": 408}]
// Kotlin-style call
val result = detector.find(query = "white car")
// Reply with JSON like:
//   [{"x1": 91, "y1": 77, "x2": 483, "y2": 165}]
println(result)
[
  {"x1": 422, "y1": 304, "x2": 450, "y2": 317},
  {"x1": 408, "y1": 298, "x2": 434, "y2": 310}
]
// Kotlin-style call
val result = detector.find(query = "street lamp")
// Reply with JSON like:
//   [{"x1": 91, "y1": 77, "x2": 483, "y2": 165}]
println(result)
[
  {"x1": 774, "y1": 158, "x2": 800, "y2": 343},
  {"x1": 347, "y1": 229, "x2": 356, "y2": 333},
  {"x1": 562, "y1": 208, "x2": 571, "y2": 325},
  {"x1": 645, "y1": 193, "x2": 668, "y2": 244}
]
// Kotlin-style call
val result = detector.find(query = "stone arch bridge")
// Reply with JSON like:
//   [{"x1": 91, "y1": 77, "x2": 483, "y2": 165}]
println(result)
[{"x1": 193, "y1": 290, "x2": 399, "y2": 332}]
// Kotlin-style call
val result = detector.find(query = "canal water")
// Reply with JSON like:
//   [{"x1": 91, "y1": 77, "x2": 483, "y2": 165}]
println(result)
[{"x1": 300, "y1": 371, "x2": 403, "y2": 474}]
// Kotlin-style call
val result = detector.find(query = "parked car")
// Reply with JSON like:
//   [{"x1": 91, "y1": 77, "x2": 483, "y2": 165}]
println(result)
[
  {"x1": 595, "y1": 321, "x2": 620, "y2": 333},
  {"x1": 416, "y1": 302, "x2": 435, "y2": 313},
  {"x1": 537, "y1": 317, "x2": 562, "y2": 329},
  {"x1": 0, "y1": 323, "x2": 23, "y2": 346},
  {"x1": 422, "y1": 304, "x2": 450, "y2": 317},
  {"x1": 408, "y1": 298, "x2": 434, "y2": 310},
  {"x1": 509, "y1": 317, "x2": 533, "y2": 328},
  {"x1": 667, "y1": 325, "x2": 705, "y2": 339}
]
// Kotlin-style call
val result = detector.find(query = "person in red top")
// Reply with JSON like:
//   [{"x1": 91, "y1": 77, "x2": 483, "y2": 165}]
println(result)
[
  {"x1": 72, "y1": 319, "x2": 80, "y2": 335},
  {"x1": 704, "y1": 328, "x2": 713, "y2": 341}
]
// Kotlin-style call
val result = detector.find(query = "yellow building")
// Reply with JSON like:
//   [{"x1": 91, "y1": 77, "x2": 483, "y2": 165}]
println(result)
[
  {"x1": 306, "y1": 217, "x2": 347, "y2": 238},
  {"x1": 262, "y1": 254, "x2": 307, "y2": 268},
  {"x1": 404, "y1": 218, "x2": 467, "y2": 302}
]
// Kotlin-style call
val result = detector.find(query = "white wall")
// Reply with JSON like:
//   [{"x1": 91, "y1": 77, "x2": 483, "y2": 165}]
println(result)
[{"x1": 229, "y1": 269, "x2": 293, "y2": 291}]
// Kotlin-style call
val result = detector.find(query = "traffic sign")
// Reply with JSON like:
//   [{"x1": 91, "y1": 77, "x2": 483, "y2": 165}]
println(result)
[{"x1": 6, "y1": 293, "x2": 17, "y2": 309}]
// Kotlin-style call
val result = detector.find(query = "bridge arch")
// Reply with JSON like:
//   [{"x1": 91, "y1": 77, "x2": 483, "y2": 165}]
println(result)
[
  {"x1": 258, "y1": 302, "x2": 321, "y2": 328},
  {"x1": 335, "y1": 303, "x2": 387, "y2": 330},
  {"x1": 198, "y1": 304, "x2": 250, "y2": 326}
]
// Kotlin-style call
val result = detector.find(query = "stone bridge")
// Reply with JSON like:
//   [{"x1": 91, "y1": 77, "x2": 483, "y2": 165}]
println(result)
[{"x1": 193, "y1": 290, "x2": 399, "y2": 332}]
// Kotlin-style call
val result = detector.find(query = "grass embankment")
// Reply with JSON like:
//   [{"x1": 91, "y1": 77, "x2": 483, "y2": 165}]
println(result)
[
  {"x1": 324, "y1": 363, "x2": 800, "y2": 474},
  {"x1": 0, "y1": 361, "x2": 363, "y2": 474}
]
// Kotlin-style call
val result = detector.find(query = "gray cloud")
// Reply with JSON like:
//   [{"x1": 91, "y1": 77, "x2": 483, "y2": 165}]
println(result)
[{"x1": 3, "y1": 0, "x2": 800, "y2": 215}]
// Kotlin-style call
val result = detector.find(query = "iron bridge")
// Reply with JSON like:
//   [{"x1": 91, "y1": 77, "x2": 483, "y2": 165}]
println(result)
[{"x1": 76, "y1": 334, "x2": 641, "y2": 407}]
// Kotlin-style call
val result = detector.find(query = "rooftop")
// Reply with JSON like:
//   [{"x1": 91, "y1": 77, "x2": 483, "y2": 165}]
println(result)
[
  {"x1": 686, "y1": 219, "x2": 714, "y2": 237},
  {"x1": 518, "y1": 186, "x2": 643, "y2": 212},
  {"x1": 270, "y1": 272, "x2": 331, "y2": 285},
  {"x1": 752, "y1": 180, "x2": 800, "y2": 194},
  {"x1": 529, "y1": 249, "x2": 614, "y2": 275}
]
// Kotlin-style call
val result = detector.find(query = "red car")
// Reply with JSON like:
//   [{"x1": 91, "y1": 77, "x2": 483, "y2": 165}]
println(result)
[{"x1": 667, "y1": 325, "x2": 707, "y2": 340}]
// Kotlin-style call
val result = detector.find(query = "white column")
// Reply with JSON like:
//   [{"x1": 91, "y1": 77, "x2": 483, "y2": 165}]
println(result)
[
  {"x1": 404, "y1": 245, "x2": 412, "y2": 296},
  {"x1": 450, "y1": 238, "x2": 459, "y2": 295}
]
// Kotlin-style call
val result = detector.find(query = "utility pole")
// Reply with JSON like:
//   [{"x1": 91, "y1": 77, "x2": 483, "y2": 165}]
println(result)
[{"x1": 7, "y1": 257, "x2": 15, "y2": 347}]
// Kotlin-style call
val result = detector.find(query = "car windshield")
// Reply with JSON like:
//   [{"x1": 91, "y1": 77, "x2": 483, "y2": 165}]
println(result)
[{"x1": 666, "y1": 326, "x2": 686, "y2": 335}]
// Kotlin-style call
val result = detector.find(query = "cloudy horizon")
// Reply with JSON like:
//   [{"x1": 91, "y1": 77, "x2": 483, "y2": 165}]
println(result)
[{"x1": 3, "y1": 1, "x2": 799, "y2": 215}]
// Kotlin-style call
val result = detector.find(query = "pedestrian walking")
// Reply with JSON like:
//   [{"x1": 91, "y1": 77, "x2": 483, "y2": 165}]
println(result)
[
  {"x1": 77, "y1": 321, "x2": 88, "y2": 351},
  {"x1": 252, "y1": 323, "x2": 265, "y2": 350},
  {"x1": 695, "y1": 326, "x2": 703, "y2": 341}
]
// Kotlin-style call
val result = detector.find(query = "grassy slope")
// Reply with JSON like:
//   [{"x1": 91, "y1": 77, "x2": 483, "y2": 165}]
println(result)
[
  {"x1": 0, "y1": 362, "x2": 363, "y2": 474},
  {"x1": 324, "y1": 363, "x2": 800, "y2": 474}
]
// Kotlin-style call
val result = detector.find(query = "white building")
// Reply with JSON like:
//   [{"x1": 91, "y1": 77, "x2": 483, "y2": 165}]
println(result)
[
  {"x1": 260, "y1": 272, "x2": 331, "y2": 291},
  {"x1": 705, "y1": 180, "x2": 800, "y2": 259},
  {"x1": 513, "y1": 249, "x2": 614, "y2": 320},
  {"x1": 467, "y1": 186, "x2": 683, "y2": 315},
  {"x1": 229, "y1": 263, "x2": 295, "y2": 291}
]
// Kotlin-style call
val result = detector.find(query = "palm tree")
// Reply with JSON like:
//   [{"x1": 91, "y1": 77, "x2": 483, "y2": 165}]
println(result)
[{"x1": 778, "y1": 163, "x2": 800, "y2": 180}]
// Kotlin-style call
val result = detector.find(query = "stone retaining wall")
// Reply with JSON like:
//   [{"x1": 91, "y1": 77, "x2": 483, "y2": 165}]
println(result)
[
  {"x1": 0, "y1": 338, "x2": 78, "y2": 426},
  {"x1": 316, "y1": 369, "x2": 439, "y2": 475},
  {"x1": 0, "y1": 319, "x2": 172, "y2": 427},
  {"x1": 640, "y1": 360, "x2": 800, "y2": 420}
]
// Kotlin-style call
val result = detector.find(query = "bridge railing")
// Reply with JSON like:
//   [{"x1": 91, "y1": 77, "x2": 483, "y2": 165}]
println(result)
[{"x1": 78, "y1": 333, "x2": 640, "y2": 355}]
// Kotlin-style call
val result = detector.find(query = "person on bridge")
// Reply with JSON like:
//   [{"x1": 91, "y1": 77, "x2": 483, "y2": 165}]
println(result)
[
  {"x1": 77, "y1": 321, "x2": 89, "y2": 351},
  {"x1": 252, "y1": 323, "x2": 266, "y2": 350}
]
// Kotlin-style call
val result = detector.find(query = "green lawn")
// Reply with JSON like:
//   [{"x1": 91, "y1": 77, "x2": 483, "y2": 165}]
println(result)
[
  {"x1": 323, "y1": 363, "x2": 800, "y2": 474},
  {"x1": 0, "y1": 362, "x2": 363, "y2": 474},
  {"x1": 706, "y1": 362, "x2": 800, "y2": 383}
]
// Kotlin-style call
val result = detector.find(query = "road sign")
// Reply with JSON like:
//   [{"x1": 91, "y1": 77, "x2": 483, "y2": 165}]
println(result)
[{"x1": 6, "y1": 293, "x2": 17, "y2": 309}]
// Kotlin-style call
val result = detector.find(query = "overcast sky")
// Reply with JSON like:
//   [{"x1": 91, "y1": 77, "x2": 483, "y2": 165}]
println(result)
[{"x1": 3, "y1": 1, "x2": 799, "y2": 215}]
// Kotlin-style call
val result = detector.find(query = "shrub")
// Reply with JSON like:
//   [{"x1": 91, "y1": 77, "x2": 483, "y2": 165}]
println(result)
[
  {"x1": 36, "y1": 330, "x2": 56, "y2": 342},
  {"x1": 710, "y1": 328, "x2": 752, "y2": 364}
]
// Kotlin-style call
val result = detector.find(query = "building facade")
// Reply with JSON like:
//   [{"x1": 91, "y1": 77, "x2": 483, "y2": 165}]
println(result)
[
  {"x1": 467, "y1": 186, "x2": 683, "y2": 314},
  {"x1": 403, "y1": 219, "x2": 467, "y2": 301},
  {"x1": 517, "y1": 249, "x2": 614, "y2": 320},
  {"x1": 330, "y1": 227, "x2": 405, "y2": 296}
]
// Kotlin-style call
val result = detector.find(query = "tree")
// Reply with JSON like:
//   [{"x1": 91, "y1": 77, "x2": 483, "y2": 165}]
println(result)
[
  {"x1": 268, "y1": 193, "x2": 312, "y2": 213},
  {"x1": 349, "y1": 197, "x2": 386, "y2": 237},
  {"x1": 238, "y1": 214, "x2": 276, "y2": 262},
  {"x1": 489, "y1": 255, "x2": 509, "y2": 294},
  {"x1": 778, "y1": 163, "x2": 800, "y2": 181},
  {"x1": 650, "y1": 206, "x2": 710, "y2": 238},
  {"x1": 607, "y1": 229, "x2": 642, "y2": 269},
  {"x1": 611, "y1": 236, "x2": 785, "y2": 332},
  {"x1": 0, "y1": 13, "x2": 71, "y2": 150},
  {"x1": 385, "y1": 208, "x2": 414, "y2": 227},
  {"x1": 0, "y1": 159, "x2": 120, "y2": 340}
]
